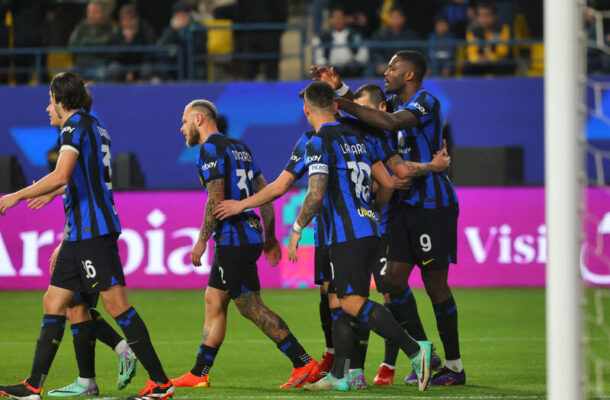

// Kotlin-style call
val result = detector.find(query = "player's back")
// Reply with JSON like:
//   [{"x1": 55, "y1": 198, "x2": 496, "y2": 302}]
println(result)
[
  {"x1": 306, "y1": 121, "x2": 380, "y2": 244},
  {"x1": 60, "y1": 111, "x2": 120, "y2": 242},
  {"x1": 198, "y1": 133, "x2": 263, "y2": 247}
]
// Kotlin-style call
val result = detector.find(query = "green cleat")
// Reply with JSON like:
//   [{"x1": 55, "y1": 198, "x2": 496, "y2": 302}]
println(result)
[
  {"x1": 303, "y1": 373, "x2": 349, "y2": 391},
  {"x1": 347, "y1": 369, "x2": 367, "y2": 390},
  {"x1": 48, "y1": 380, "x2": 99, "y2": 397},
  {"x1": 410, "y1": 340, "x2": 432, "y2": 391},
  {"x1": 117, "y1": 345, "x2": 138, "y2": 390}
]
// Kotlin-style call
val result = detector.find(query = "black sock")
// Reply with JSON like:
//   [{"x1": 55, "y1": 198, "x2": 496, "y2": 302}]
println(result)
[
  {"x1": 433, "y1": 297, "x2": 460, "y2": 360},
  {"x1": 115, "y1": 307, "x2": 168, "y2": 383},
  {"x1": 357, "y1": 299, "x2": 420, "y2": 358},
  {"x1": 388, "y1": 287, "x2": 428, "y2": 340},
  {"x1": 319, "y1": 292, "x2": 333, "y2": 349},
  {"x1": 330, "y1": 310, "x2": 354, "y2": 379},
  {"x1": 276, "y1": 333, "x2": 311, "y2": 368},
  {"x1": 90, "y1": 308, "x2": 122, "y2": 350},
  {"x1": 27, "y1": 314, "x2": 66, "y2": 388},
  {"x1": 382, "y1": 304, "x2": 399, "y2": 366},
  {"x1": 349, "y1": 319, "x2": 369, "y2": 370},
  {"x1": 191, "y1": 344, "x2": 219, "y2": 376},
  {"x1": 71, "y1": 320, "x2": 96, "y2": 378}
]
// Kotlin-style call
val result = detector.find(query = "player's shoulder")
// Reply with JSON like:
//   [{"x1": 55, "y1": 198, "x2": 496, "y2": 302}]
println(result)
[{"x1": 409, "y1": 88, "x2": 439, "y2": 109}]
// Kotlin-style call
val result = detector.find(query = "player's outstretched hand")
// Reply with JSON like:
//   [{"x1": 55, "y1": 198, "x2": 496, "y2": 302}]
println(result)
[
  {"x1": 27, "y1": 187, "x2": 57, "y2": 210},
  {"x1": 392, "y1": 175, "x2": 412, "y2": 190},
  {"x1": 263, "y1": 236, "x2": 282, "y2": 267},
  {"x1": 287, "y1": 230, "x2": 302, "y2": 263},
  {"x1": 0, "y1": 193, "x2": 20, "y2": 216},
  {"x1": 214, "y1": 199, "x2": 244, "y2": 220},
  {"x1": 430, "y1": 139, "x2": 450, "y2": 173},
  {"x1": 310, "y1": 65, "x2": 341, "y2": 90},
  {"x1": 49, "y1": 244, "x2": 61, "y2": 274},
  {"x1": 190, "y1": 239, "x2": 207, "y2": 267}
]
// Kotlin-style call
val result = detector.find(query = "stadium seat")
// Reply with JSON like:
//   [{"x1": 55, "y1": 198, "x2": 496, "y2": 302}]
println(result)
[{"x1": 203, "y1": 19, "x2": 233, "y2": 81}]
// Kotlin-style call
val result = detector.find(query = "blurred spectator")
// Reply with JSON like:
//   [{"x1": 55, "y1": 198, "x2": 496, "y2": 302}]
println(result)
[
  {"x1": 440, "y1": 0, "x2": 474, "y2": 38},
  {"x1": 394, "y1": 0, "x2": 442, "y2": 38},
  {"x1": 68, "y1": 0, "x2": 114, "y2": 81},
  {"x1": 157, "y1": 3, "x2": 206, "y2": 81},
  {"x1": 107, "y1": 4, "x2": 156, "y2": 82},
  {"x1": 464, "y1": 3, "x2": 513, "y2": 75},
  {"x1": 428, "y1": 15, "x2": 456, "y2": 76},
  {"x1": 6, "y1": 1, "x2": 45, "y2": 84},
  {"x1": 312, "y1": 7, "x2": 368, "y2": 78},
  {"x1": 369, "y1": 7, "x2": 419, "y2": 76},
  {"x1": 329, "y1": 0, "x2": 381, "y2": 38},
  {"x1": 135, "y1": 0, "x2": 175, "y2": 36},
  {"x1": 233, "y1": 0, "x2": 286, "y2": 80}
]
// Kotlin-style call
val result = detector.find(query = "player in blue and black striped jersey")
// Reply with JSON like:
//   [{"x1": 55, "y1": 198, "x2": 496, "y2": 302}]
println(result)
[
  {"x1": 316, "y1": 50, "x2": 465, "y2": 386},
  {"x1": 0, "y1": 71, "x2": 173, "y2": 400},
  {"x1": 172, "y1": 99, "x2": 319, "y2": 390},
  {"x1": 287, "y1": 82, "x2": 433, "y2": 392},
  {"x1": 213, "y1": 128, "x2": 341, "y2": 380}
]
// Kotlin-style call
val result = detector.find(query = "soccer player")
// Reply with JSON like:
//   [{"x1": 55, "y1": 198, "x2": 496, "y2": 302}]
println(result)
[
  {"x1": 351, "y1": 83, "x2": 444, "y2": 386},
  {"x1": 0, "y1": 71, "x2": 174, "y2": 400},
  {"x1": 312, "y1": 50, "x2": 466, "y2": 386},
  {"x1": 288, "y1": 81, "x2": 432, "y2": 392},
  {"x1": 22, "y1": 90, "x2": 138, "y2": 397},
  {"x1": 171, "y1": 99, "x2": 319, "y2": 389}
]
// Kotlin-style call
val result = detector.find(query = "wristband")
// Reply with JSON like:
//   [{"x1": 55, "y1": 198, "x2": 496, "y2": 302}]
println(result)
[
  {"x1": 335, "y1": 82, "x2": 349, "y2": 97},
  {"x1": 292, "y1": 221, "x2": 304, "y2": 233}
]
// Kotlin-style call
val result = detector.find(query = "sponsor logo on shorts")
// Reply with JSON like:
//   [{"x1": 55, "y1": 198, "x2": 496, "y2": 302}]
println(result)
[{"x1": 422, "y1": 258, "x2": 435, "y2": 266}]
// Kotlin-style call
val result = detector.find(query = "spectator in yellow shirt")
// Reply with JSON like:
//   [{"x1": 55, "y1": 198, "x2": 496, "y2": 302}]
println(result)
[{"x1": 464, "y1": 3, "x2": 514, "y2": 75}]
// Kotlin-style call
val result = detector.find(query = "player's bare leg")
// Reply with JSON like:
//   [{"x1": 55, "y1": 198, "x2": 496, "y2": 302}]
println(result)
[
  {"x1": 233, "y1": 290, "x2": 318, "y2": 388},
  {"x1": 173, "y1": 287, "x2": 229, "y2": 387}
]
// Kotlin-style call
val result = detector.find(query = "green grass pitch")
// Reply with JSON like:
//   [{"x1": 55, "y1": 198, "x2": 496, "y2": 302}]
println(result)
[{"x1": 0, "y1": 288, "x2": 608, "y2": 399}]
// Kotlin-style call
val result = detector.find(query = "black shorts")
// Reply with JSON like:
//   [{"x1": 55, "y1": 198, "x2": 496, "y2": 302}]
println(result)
[
  {"x1": 71, "y1": 292, "x2": 100, "y2": 308},
  {"x1": 51, "y1": 233, "x2": 126, "y2": 294},
  {"x1": 314, "y1": 245, "x2": 336, "y2": 293},
  {"x1": 207, "y1": 244, "x2": 262, "y2": 299},
  {"x1": 371, "y1": 234, "x2": 389, "y2": 294},
  {"x1": 329, "y1": 236, "x2": 378, "y2": 299},
  {"x1": 387, "y1": 203, "x2": 459, "y2": 270}
]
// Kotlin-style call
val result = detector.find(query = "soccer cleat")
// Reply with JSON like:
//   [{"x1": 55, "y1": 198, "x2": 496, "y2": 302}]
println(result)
[
  {"x1": 171, "y1": 372, "x2": 210, "y2": 387},
  {"x1": 126, "y1": 380, "x2": 174, "y2": 400},
  {"x1": 429, "y1": 367, "x2": 466, "y2": 386},
  {"x1": 118, "y1": 345, "x2": 138, "y2": 390},
  {"x1": 279, "y1": 358, "x2": 319, "y2": 388},
  {"x1": 409, "y1": 340, "x2": 432, "y2": 391},
  {"x1": 48, "y1": 380, "x2": 99, "y2": 397},
  {"x1": 405, "y1": 351, "x2": 442, "y2": 385},
  {"x1": 308, "y1": 352, "x2": 333, "y2": 383},
  {"x1": 348, "y1": 369, "x2": 367, "y2": 390},
  {"x1": 303, "y1": 373, "x2": 349, "y2": 391},
  {"x1": 0, "y1": 380, "x2": 42, "y2": 400},
  {"x1": 373, "y1": 364, "x2": 395, "y2": 385}
]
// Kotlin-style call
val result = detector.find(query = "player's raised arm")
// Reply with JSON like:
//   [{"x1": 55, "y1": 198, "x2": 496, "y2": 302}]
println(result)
[
  {"x1": 191, "y1": 177, "x2": 225, "y2": 267},
  {"x1": 0, "y1": 150, "x2": 77, "y2": 215},
  {"x1": 288, "y1": 173, "x2": 328, "y2": 263},
  {"x1": 310, "y1": 65, "x2": 356, "y2": 101},
  {"x1": 252, "y1": 173, "x2": 282, "y2": 266},
  {"x1": 337, "y1": 98, "x2": 418, "y2": 132},
  {"x1": 214, "y1": 170, "x2": 296, "y2": 220}
]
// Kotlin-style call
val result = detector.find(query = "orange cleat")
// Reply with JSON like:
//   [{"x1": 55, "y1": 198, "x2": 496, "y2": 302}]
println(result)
[
  {"x1": 280, "y1": 358, "x2": 319, "y2": 388},
  {"x1": 373, "y1": 364, "x2": 395, "y2": 385},
  {"x1": 171, "y1": 372, "x2": 210, "y2": 388},
  {"x1": 309, "y1": 352, "x2": 334, "y2": 383}
]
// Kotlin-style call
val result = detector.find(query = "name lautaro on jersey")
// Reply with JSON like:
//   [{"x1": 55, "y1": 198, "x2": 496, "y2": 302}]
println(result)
[{"x1": 339, "y1": 143, "x2": 367, "y2": 155}]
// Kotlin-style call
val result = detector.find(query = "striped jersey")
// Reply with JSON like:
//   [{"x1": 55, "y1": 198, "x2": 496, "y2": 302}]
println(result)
[
  {"x1": 387, "y1": 88, "x2": 458, "y2": 209},
  {"x1": 305, "y1": 121, "x2": 381, "y2": 244},
  {"x1": 284, "y1": 131, "x2": 330, "y2": 247},
  {"x1": 198, "y1": 133, "x2": 263, "y2": 247},
  {"x1": 59, "y1": 111, "x2": 121, "y2": 242},
  {"x1": 339, "y1": 116, "x2": 398, "y2": 235}
]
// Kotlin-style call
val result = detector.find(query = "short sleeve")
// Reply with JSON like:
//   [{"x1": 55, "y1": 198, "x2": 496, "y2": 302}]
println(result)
[
  {"x1": 305, "y1": 136, "x2": 329, "y2": 176},
  {"x1": 284, "y1": 133, "x2": 309, "y2": 179},
  {"x1": 405, "y1": 94, "x2": 435, "y2": 125},
  {"x1": 198, "y1": 142, "x2": 225, "y2": 185},
  {"x1": 59, "y1": 123, "x2": 85, "y2": 155}
]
